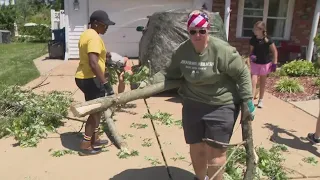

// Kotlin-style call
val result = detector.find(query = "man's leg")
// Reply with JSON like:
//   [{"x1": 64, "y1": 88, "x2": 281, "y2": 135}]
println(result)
[{"x1": 204, "y1": 104, "x2": 240, "y2": 180}]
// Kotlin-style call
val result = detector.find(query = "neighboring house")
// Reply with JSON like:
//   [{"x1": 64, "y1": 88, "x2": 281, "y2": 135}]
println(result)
[{"x1": 63, "y1": 0, "x2": 320, "y2": 62}]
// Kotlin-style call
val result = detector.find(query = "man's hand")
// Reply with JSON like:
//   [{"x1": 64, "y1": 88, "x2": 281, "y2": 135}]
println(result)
[
  {"x1": 103, "y1": 82, "x2": 114, "y2": 96},
  {"x1": 240, "y1": 99, "x2": 255, "y2": 122}
]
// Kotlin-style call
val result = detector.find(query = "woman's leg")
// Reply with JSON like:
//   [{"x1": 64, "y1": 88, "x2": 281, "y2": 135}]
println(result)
[
  {"x1": 204, "y1": 104, "x2": 240, "y2": 180},
  {"x1": 190, "y1": 143, "x2": 208, "y2": 180},
  {"x1": 257, "y1": 63, "x2": 272, "y2": 108},
  {"x1": 182, "y1": 99, "x2": 207, "y2": 180},
  {"x1": 206, "y1": 146, "x2": 227, "y2": 180},
  {"x1": 259, "y1": 75, "x2": 267, "y2": 100},
  {"x1": 250, "y1": 62, "x2": 260, "y2": 100},
  {"x1": 307, "y1": 110, "x2": 320, "y2": 144},
  {"x1": 251, "y1": 75, "x2": 258, "y2": 99}
]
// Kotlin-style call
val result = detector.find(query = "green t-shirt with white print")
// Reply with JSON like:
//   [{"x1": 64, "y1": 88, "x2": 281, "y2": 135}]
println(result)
[{"x1": 157, "y1": 36, "x2": 252, "y2": 105}]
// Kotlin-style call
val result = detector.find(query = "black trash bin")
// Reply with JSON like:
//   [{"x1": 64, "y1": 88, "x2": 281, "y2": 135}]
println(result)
[
  {"x1": 48, "y1": 40, "x2": 65, "y2": 59},
  {"x1": 0, "y1": 30, "x2": 11, "y2": 44}
]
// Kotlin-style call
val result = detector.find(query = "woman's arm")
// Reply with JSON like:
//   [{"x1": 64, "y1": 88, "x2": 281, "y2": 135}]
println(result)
[
  {"x1": 224, "y1": 46, "x2": 253, "y2": 101},
  {"x1": 87, "y1": 38, "x2": 107, "y2": 84},
  {"x1": 269, "y1": 43, "x2": 278, "y2": 64},
  {"x1": 249, "y1": 45, "x2": 254, "y2": 55},
  {"x1": 88, "y1": 53, "x2": 107, "y2": 84}
]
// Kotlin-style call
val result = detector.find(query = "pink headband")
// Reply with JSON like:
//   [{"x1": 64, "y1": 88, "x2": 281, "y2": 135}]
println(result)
[{"x1": 187, "y1": 13, "x2": 209, "y2": 28}]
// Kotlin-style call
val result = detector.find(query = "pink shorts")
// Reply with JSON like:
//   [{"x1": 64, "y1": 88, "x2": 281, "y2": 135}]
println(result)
[{"x1": 250, "y1": 62, "x2": 272, "y2": 76}]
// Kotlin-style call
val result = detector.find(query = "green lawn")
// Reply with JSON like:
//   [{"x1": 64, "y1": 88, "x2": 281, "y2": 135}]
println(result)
[{"x1": 0, "y1": 43, "x2": 47, "y2": 87}]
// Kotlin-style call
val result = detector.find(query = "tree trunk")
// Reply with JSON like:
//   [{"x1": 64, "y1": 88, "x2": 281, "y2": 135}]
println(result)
[{"x1": 70, "y1": 80, "x2": 181, "y2": 117}]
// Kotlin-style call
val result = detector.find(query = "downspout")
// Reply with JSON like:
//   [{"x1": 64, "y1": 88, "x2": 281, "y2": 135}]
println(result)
[
  {"x1": 306, "y1": 0, "x2": 320, "y2": 62},
  {"x1": 224, "y1": 0, "x2": 231, "y2": 41}
]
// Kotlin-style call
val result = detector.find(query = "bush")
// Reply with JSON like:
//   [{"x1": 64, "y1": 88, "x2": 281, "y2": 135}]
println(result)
[
  {"x1": 314, "y1": 78, "x2": 320, "y2": 87},
  {"x1": 20, "y1": 25, "x2": 51, "y2": 42},
  {"x1": 0, "y1": 4, "x2": 16, "y2": 33},
  {"x1": 280, "y1": 59, "x2": 320, "y2": 77},
  {"x1": 275, "y1": 77, "x2": 304, "y2": 93}
]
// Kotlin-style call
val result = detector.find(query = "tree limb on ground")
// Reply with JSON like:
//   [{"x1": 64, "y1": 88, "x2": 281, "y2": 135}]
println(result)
[
  {"x1": 103, "y1": 108, "x2": 128, "y2": 150},
  {"x1": 70, "y1": 80, "x2": 181, "y2": 117}
]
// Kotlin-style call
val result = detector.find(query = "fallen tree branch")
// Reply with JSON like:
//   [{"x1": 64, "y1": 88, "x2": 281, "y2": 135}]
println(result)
[
  {"x1": 103, "y1": 108, "x2": 128, "y2": 150},
  {"x1": 242, "y1": 117, "x2": 257, "y2": 180},
  {"x1": 70, "y1": 80, "x2": 181, "y2": 117},
  {"x1": 202, "y1": 138, "x2": 246, "y2": 148}
]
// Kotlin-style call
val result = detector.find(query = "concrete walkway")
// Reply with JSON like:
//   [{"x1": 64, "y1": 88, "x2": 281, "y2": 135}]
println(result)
[
  {"x1": 0, "y1": 56, "x2": 319, "y2": 180},
  {"x1": 291, "y1": 100, "x2": 319, "y2": 118}
]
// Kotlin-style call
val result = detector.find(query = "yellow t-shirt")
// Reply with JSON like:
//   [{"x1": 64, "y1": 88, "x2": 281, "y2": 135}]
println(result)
[{"x1": 75, "y1": 29, "x2": 107, "y2": 79}]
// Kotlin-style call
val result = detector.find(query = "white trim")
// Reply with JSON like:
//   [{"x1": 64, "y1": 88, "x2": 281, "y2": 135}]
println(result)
[
  {"x1": 236, "y1": 0, "x2": 295, "y2": 40},
  {"x1": 306, "y1": 0, "x2": 320, "y2": 61},
  {"x1": 64, "y1": 0, "x2": 69, "y2": 61},
  {"x1": 224, "y1": 0, "x2": 231, "y2": 40}
]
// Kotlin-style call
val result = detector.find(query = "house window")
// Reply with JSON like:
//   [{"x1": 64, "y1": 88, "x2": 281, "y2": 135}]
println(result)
[{"x1": 236, "y1": 0, "x2": 295, "y2": 40}]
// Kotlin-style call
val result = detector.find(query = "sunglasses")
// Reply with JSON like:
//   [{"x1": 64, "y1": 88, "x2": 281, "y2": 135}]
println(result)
[{"x1": 189, "y1": 29, "x2": 207, "y2": 35}]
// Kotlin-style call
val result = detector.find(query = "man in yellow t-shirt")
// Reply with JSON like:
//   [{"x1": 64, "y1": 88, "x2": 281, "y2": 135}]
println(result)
[{"x1": 75, "y1": 10, "x2": 115, "y2": 156}]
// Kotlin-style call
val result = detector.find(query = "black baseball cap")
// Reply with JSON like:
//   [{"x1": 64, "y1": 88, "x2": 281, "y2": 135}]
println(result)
[{"x1": 90, "y1": 10, "x2": 115, "y2": 26}]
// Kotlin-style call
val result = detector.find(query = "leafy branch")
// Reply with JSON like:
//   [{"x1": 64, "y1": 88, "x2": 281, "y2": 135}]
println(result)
[{"x1": 0, "y1": 85, "x2": 73, "y2": 147}]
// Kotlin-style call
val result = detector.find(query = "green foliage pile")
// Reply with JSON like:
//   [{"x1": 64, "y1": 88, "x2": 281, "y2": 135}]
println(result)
[
  {"x1": 225, "y1": 144, "x2": 288, "y2": 180},
  {"x1": 0, "y1": 85, "x2": 73, "y2": 147}
]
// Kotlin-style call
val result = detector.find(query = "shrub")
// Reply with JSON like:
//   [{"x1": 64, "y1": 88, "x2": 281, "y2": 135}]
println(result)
[
  {"x1": 314, "y1": 78, "x2": 320, "y2": 87},
  {"x1": 280, "y1": 59, "x2": 320, "y2": 77},
  {"x1": 275, "y1": 77, "x2": 304, "y2": 93}
]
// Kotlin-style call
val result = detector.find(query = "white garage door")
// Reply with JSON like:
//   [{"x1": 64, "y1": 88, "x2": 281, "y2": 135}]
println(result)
[{"x1": 89, "y1": 0, "x2": 194, "y2": 58}]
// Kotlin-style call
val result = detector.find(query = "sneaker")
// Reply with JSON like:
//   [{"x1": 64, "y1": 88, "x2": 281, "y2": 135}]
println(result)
[
  {"x1": 307, "y1": 133, "x2": 320, "y2": 144},
  {"x1": 257, "y1": 99, "x2": 263, "y2": 108}
]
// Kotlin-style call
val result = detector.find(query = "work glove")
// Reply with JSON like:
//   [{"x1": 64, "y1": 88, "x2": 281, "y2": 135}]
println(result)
[
  {"x1": 270, "y1": 63, "x2": 277, "y2": 72},
  {"x1": 250, "y1": 54, "x2": 257, "y2": 62},
  {"x1": 103, "y1": 82, "x2": 114, "y2": 96},
  {"x1": 240, "y1": 99, "x2": 255, "y2": 122}
]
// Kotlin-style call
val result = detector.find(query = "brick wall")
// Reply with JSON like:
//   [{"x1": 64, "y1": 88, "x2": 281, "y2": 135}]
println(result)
[{"x1": 212, "y1": 0, "x2": 317, "y2": 57}]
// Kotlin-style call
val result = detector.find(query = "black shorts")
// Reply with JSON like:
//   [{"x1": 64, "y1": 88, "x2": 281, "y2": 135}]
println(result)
[
  {"x1": 75, "y1": 77, "x2": 106, "y2": 101},
  {"x1": 182, "y1": 98, "x2": 240, "y2": 146}
]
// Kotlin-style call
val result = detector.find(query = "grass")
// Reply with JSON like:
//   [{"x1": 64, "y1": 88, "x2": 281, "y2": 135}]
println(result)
[{"x1": 0, "y1": 42, "x2": 47, "y2": 88}]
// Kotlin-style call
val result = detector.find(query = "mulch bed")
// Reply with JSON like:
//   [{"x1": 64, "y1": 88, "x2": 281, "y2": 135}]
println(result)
[{"x1": 265, "y1": 76, "x2": 319, "y2": 102}]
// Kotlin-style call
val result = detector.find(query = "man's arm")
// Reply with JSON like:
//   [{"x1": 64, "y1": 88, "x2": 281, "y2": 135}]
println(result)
[{"x1": 224, "y1": 46, "x2": 253, "y2": 101}]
